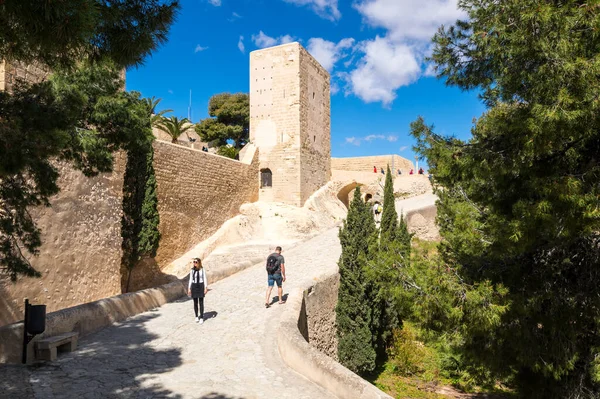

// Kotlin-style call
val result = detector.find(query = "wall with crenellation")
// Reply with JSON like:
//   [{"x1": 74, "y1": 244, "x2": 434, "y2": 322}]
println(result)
[
  {"x1": 250, "y1": 42, "x2": 331, "y2": 207},
  {"x1": 332, "y1": 155, "x2": 414, "y2": 175},
  {"x1": 151, "y1": 141, "x2": 259, "y2": 266}
]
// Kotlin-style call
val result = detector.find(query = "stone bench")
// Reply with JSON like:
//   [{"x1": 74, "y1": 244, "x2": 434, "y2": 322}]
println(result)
[{"x1": 35, "y1": 332, "x2": 79, "y2": 361}]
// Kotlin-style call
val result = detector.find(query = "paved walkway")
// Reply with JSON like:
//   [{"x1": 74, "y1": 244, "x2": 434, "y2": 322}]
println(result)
[
  {"x1": 5, "y1": 228, "x2": 342, "y2": 399},
  {"x1": 3, "y1": 193, "x2": 438, "y2": 399}
]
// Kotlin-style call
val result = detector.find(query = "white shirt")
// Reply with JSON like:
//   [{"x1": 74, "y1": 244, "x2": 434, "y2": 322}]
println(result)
[{"x1": 188, "y1": 267, "x2": 208, "y2": 289}]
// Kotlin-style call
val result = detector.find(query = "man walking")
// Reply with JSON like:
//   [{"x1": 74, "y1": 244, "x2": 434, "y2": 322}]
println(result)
[{"x1": 265, "y1": 246, "x2": 286, "y2": 308}]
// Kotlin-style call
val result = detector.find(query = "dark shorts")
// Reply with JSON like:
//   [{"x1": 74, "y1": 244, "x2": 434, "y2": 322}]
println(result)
[{"x1": 268, "y1": 273, "x2": 282, "y2": 287}]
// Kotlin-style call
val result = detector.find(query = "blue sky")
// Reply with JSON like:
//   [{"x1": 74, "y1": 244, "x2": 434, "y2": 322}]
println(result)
[{"x1": 126, "y1": 0, "x2": 486, "y2": 166}]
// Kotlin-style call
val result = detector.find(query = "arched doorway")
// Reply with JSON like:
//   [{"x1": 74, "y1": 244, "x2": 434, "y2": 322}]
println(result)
[{"x1": 260, "y1": 168, "x2": 272, "y2": 188}]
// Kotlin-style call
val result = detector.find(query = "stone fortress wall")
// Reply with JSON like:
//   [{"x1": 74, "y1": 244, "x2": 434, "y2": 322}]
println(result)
[
  {"x1": 250, "y1": 43, "x2": 331, "y2": 207},
  {"x1": 332, "y1": 155, "x2": 414, "y2": 174},
  {"x1": 0, "y1": 59, "x2": 50, "y2": 92},
  {"x1": 0, "y1": 140, "x2": 260, "y2": 327},
  {"x1": 151, "y1": 140, "x2": 259, "y2": 267},
  {"x1": 0, "y1": 58, "x2": 262, "y2": 326},
  {"x1": 0, "y1": 155, "x2": 127, "y2": 327}
]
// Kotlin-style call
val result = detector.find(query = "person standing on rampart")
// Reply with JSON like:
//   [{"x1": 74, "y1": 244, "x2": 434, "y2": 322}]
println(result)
[{"x1": 265, "y1": 246, "x2": 286, "y2": 308}]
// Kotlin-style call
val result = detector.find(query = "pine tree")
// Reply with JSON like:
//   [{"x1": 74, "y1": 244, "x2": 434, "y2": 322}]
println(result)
[
  {"x1": 367, "y1": 165, "x2": 410, "y2": 364},
  {"x1": 411, "y1": 1, "x2": 600, "y2": 396},
  {"x1": 0, "y1": 1, "x2": 178, "y2": 280},
  {"x1": 336, "y1": 186, "x2": 377, "y2": 375}
]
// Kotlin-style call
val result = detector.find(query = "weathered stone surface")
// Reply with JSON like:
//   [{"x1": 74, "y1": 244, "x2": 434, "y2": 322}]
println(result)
[
  {"x1": 406, "y1": 204, "x2": 440, "y2": 241},
  {"x1": 0, "y1": 59, "x2": 50, "y2": 93},
  {"x1": 152, "y1": 141, "x2": 259, "y2": 267},
  {"x1": 0, "y1": 155, "x2": 126, "y2": 327},
  {"x1": 304, "y1": 273, "x2": 339, "y2": 360},
  {"x1": 332, "y1": 155, "x2": 414, "y2": 175},
  {"x1": 250, "y1": 42, "x2": 331, "y2": 207}
]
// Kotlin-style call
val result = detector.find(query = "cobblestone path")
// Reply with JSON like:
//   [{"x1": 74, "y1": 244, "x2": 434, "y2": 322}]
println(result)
[{"x1": 5, "y1": 227, "x2": 342, "y2": 399}]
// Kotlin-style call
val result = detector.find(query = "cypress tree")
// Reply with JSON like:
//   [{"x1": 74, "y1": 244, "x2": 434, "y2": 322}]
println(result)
[
  {"x1": 336, "y1": 186, "x2": 377, "y2": 375},
  {"x1": 367, "y1": 165, "x2": 407, "y2": 364},
  {"x1": 380, "y1": 165, "x2": 398, "y2": 239}
]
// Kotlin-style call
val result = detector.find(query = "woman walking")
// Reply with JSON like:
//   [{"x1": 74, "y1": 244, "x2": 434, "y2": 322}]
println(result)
[{"x1": 188, "y1": 258, "x2": 208, "y2": 324}]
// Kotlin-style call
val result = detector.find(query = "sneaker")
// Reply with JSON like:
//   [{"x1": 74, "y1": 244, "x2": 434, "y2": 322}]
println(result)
[
  {"x1": 199, "y1": 318, "x2": 204, "y2": 325},
  {"x1": 195, "y1": 316, "x2": 199, "y2": 323}
]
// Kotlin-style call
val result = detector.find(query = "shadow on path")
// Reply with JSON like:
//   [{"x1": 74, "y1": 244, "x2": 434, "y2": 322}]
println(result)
[
  {"x1": 1, "y1": 312, "x2": 184, "y2": 398},
  {"x1": 200, "y1": 393, "x2": 245, "y2": 399},
  {"x1": 269, "y1": 293, "x2": 289, "y2": 306}
]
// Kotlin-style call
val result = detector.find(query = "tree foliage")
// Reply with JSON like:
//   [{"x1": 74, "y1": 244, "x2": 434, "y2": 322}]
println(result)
[
  {"x1": 336, "y1": 186, "x2": 377, "y2": 375},
  {"x1": 409, "y1": 1, "x2": 600, "y2": 396},
  {"x1": 0, "y1": 0, "x2": 179, "y2": 70},
  {"x1": 380, "y1": 165, "x2": 398, "y2": 240},
  {"x1": 195, "y1": 93, "x2": 249, "y2": 149},
  {"x1": 0, "y1": 2, "x2": 178, "y2": 280},
  {"x1": 144, "y1": 96, "x2": 172, "y2": 128},
  {"x1": 156, "y1": 116, "x2": 193, "y2": 143},
  {"x1": 120, "y1": 96, "x2": 160, "y2": 293}
]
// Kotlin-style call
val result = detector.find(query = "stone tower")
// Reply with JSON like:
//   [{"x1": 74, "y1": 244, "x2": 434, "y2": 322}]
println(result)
[
  {"x1": 0, "y1": 60, "x2": 50, "y2": 92},
  {"x1": 249, "y1": 42, "x2": 331, "y2": 207}
]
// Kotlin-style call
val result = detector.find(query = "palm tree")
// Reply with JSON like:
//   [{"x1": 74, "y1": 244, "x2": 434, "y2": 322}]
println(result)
[
  {"x1": 156, "y1": 116, "x2": 194, "y2": 143},
  {"x1": 143, "y1": 96, "x2": 173, "y2": 128}
]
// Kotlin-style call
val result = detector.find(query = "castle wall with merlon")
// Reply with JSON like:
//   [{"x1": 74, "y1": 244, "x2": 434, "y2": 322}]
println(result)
[
  {"x1": 331, "y1": 155, "x2": 414, "y2": 174},
  {"x1": 250, "y1": 43, "x2": 331, "y2": 207}
]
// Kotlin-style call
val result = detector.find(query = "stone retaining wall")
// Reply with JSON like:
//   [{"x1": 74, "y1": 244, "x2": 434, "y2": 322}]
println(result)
[
  {"x1": 406, "y1": 204, "x2": 440, "y2": 241},
  {"x1": 279, "y1": 271, "x2": 392, "y2": 399},
  {"x1": 0, "y1": 280, "x2": 186, "y2": 364}
]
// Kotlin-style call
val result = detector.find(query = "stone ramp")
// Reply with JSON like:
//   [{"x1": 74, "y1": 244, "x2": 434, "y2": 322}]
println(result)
[{"x1": 4, "y1": 228, "x2": 342, "y2": 399}]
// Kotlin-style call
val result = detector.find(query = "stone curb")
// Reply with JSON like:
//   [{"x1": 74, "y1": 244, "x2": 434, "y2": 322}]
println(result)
[
  {"x1": 0, "y1": 280, "x2": 186, "y2": 364},
  {"x1": 277, "y1": 272, "x2": 393, "y2": 399}
]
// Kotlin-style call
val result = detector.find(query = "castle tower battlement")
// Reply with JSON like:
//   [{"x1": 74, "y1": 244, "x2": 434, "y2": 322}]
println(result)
[{"x1": 249, "y1": 42, "x2": 331, "y2": 207}]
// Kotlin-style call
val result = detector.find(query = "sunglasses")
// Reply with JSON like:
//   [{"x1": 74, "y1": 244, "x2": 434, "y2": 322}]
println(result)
[{"x1": 193, "y1": 260, "x2": 199, "y2": 263}]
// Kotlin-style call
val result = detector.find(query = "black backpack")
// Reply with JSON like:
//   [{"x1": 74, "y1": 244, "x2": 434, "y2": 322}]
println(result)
[{"x1": 266, "y1": 254, "x2": 279, "y2": 274}]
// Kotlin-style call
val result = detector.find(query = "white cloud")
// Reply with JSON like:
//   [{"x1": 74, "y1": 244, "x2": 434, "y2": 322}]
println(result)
[
  {"x1": 252, "y1": 31, "x2": 295, "y2": 48},
  {"x1": 341, "y1": 0, "x2": 463, "y2": 106},
  {"x1": 348, "y1": 36, "x2": 421, "y2": 106},
  {"x1": 228, "y1": 12, "x2": 242, "y2": 22},
  {"x1": 400, "y1": 146, "x2": 408, "y2": 152},
  {"x1": 283, "y1": 0, "x2": 341, "y2": 21},
  {"x1": 207, "y1": 0, "x2": 221, "y2": 6},
  {"x1": 345, "y1": 134, "x2": 399, "y2": 146},
  {"x1": 194, "y1": 44, "x2": 209, "y2": 53},
  {"x1": 307, "y1": 37, "x2": 354, "y2": 72},
  {"x1": 238, "y1": 36, "x2": 245, "y2": 53},
  {"x1": 355, "y1": 0, "x2": 463, "y2": 41},
  {"x1": 346, "y1": 137, "x2": 360, "y2": 146},
  {"x1": 365, "y1": 134, "x2": 385, "y2": 142}
]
